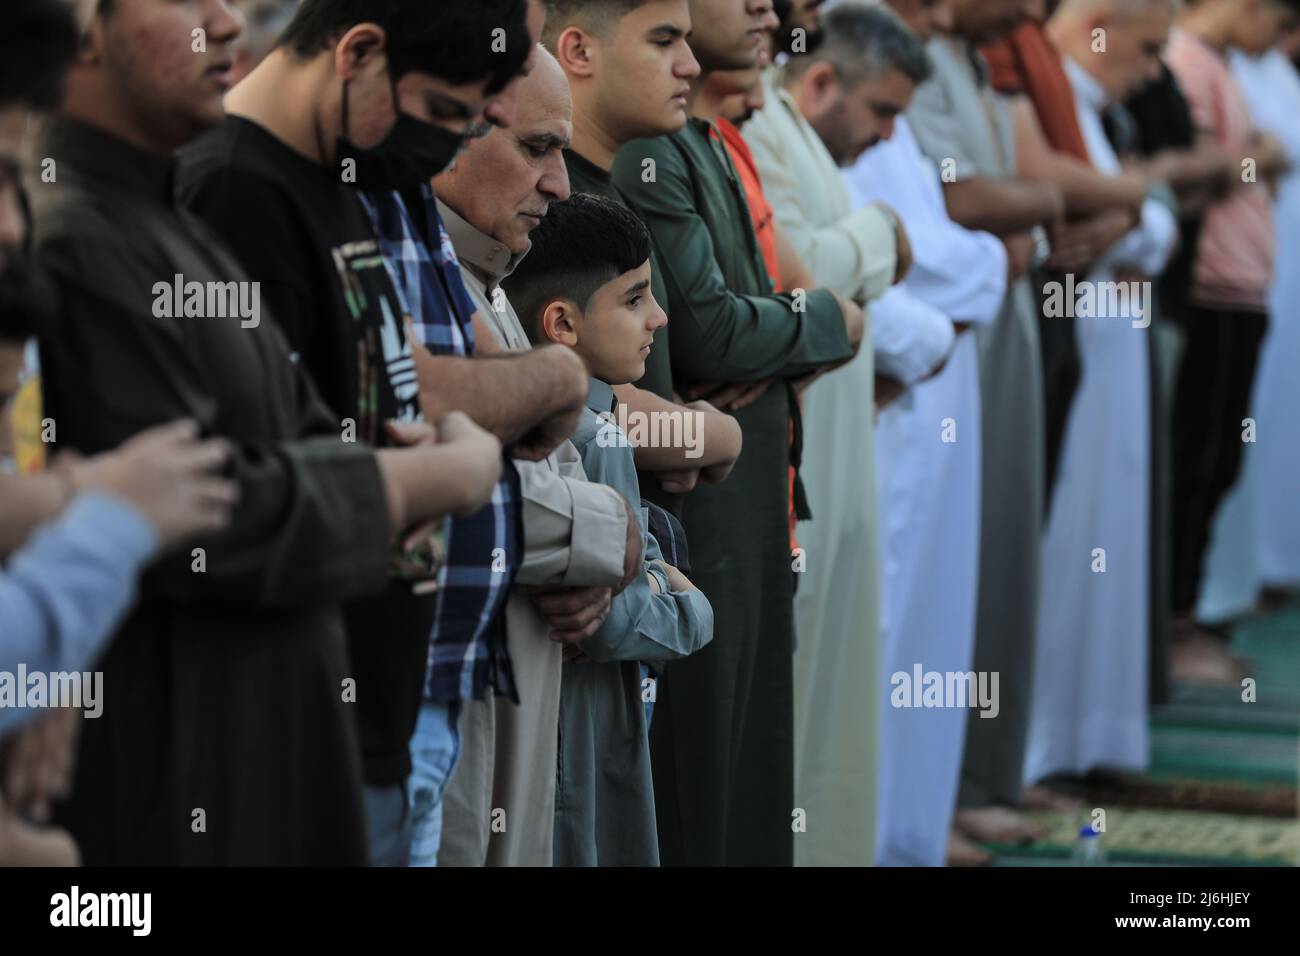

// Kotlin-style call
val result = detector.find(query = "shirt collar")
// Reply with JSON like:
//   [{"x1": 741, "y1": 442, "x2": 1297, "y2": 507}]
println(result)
[
  {"x1": 586, "y1": 377, "x2": 616, "y2": 417},
  {"x1": 436, "y1": 197, "x2": 527, "y2": 284},
  {"x1": 564, "y1": 148, "x2": 611, "y2": 186},
  {"x1": 1063, "y1": 55, "x2": 1109, "y2": 110},
  {"x1": 42, "y1": 117, "x2": 176, "y2": 206}
]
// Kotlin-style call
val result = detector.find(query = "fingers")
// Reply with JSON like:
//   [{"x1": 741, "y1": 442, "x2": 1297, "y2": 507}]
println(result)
[
  {"x1": 658, "y1": 470, "x2": 700, "y2": 494},
  {"x1": 183, "y1": 473, "x2": 239, "y2": 530},
  {"x1": 124, "y1": 418, "x2": 201, "y2": 451},
  {"x1": 534, "y1": 587, "x2": 613, "y2": 641},
  {"x1": 548, "y1": 602, "x2": 610, "y2": 646},
  {"x1": 168, "y1": 437, "x2": 234, "y2": 475},
  {"x1": 530, "y1": 589, "x2": 587, "y2": 616},
  {"x1": 386, "y1": 420, "x2": 437, "y2": 447},
  {"x1": 728, "y1": 382, "x2": 770, "y2": 411}
]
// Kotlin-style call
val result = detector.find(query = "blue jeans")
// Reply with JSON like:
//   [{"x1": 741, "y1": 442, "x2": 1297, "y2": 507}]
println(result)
[{"x1": 406, "y1": 699, "x2": 461, "y2": 866}]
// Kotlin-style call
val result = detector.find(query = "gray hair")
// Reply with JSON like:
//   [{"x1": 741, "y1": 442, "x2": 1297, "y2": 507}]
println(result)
[{"x1": 786, "y1": 1, "x2": 931, "y2": 88}]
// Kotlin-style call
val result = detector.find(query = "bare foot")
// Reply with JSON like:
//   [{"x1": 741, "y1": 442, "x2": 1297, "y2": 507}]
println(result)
[
  {"x1": 954, "y1": 805, "x2": 1043, "y2": 845},
  {"x1": 946, "y1": 828, "x2": 992, "y2": 867},
  {"x1": 1022, "y1": 784, "x2": 1084, "y2": 812},
  {"x1": 1170, "y1": 620, "x2": 1252, "y2": 686}
]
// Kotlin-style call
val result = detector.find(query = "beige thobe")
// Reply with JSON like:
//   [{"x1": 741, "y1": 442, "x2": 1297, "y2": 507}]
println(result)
[
  {"x1": 435, "y1": 201, "x2": 629, "y2": 866},
  {"x1": 743, "y1": 75, "x2": 896, "y2": 866}
]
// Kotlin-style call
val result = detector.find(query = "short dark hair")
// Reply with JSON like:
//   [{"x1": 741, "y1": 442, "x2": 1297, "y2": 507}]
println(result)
[
  {"x1": 279, "y1": 0, "x2": 532, "y2": 94},
  {"x1": 785, "y1": 2, "x2": 931, "y2": 88},
  {"x1": 542, "y1": 0, "x2": 645, "y2": 46},
  {"x1": 503, "y1": 192, "x2": 653, "y2": 343},
  {"x1": 0, "y1": 0, "x2": 80, "y2": 111}
]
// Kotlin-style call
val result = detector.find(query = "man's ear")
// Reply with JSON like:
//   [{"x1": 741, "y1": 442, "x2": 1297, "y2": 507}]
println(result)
[
  {"x1": 334, "y1": 23, "x2": 388, "y2": 81},
  {"x1": 805, "y1": 61, "x2": 841, "y2": 110},
  {"x1": 554, "y1": 27, "x2": 597, "y2": 80},
  {"x1": 540, "y1": 299, "x2": 581, "y2": 347},
  {"x1": 76, "y1": 4, "x2": 105, "y2": 67}
]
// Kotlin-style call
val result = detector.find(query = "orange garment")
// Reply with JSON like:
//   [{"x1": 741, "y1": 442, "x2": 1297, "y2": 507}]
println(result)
[
  {"x1": 716, "y1": 118, "x2": 783, "y2": 286},
  {"x1": 981, "y1": 21, "x2": 1091, "y2": 163},
  {"x1": 714, "y1": 117, "x2": 800, "y2": 552}
]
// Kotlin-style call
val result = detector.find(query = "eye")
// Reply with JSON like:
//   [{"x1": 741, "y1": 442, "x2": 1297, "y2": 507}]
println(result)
[
  {"x1": 524, "y1": 143, "x2": 548, "y2": 159},
  {"x1": 628, "y1": 295, "x2": 643, "y2": 308}
]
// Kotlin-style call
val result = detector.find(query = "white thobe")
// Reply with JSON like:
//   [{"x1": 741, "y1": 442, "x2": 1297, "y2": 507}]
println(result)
[
  {"x1": 843, "y1": 117, "x2": 1006, "y2": 866},
  {"x1": 1023, "y1": 59, "x2": 1178, "y2": 784}
]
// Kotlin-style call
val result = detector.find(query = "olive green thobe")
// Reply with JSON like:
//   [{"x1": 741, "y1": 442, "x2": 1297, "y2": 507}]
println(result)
[{"x1": 612, "y1": 119, "x2": 853, "y2": 865}]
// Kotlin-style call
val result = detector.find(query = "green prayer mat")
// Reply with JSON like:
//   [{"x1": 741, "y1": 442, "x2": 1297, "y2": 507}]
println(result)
[{"x1": 990, "y1": 604, "x2": 1300, "y2": 866}]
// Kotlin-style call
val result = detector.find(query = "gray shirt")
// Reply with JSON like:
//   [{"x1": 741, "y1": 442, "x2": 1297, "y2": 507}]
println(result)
[{"x1": 554, "y1": 378, "x2": 713, "y2": 867}]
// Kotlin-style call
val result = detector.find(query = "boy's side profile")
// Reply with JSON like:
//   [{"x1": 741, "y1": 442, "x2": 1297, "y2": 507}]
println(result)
[{"x1": 503, "y1": 193, "x2": 721, "y2": 866}]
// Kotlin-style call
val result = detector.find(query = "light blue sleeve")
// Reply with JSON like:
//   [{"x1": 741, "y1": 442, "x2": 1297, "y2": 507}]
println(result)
[
  {"x1": 0, "y1": 493, "x2": 158, "y2": 735},
  {"x1": 571, "y1": 416, "x2": 714, "y2": 664}
]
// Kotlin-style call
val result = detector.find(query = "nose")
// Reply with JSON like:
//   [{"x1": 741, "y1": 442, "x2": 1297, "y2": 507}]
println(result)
[
  {"x1": 207, "y1": 0, "x2": 244, "y2": 46},
  {"x1": 541, "y1": 154, "x2": 571, "y2": 203},
  {"x1": 647, "y1": 294, "x2": 668, "y2": 332},
  {"x1": 678, "y1": 43, "x2": 702, "y2": 81}
]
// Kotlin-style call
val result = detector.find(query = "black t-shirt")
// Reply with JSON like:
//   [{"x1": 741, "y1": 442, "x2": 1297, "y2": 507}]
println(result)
[
  {"x1": 178, "y1": 116, "x2": 435, "y2": 787},
  {"x1": 1125, "y1": 63, "x2": 1202, "y2": 324}
]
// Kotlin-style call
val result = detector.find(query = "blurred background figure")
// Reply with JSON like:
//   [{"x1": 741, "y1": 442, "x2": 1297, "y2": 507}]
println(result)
[{"x1": 229, "y1": 0, "x2": 299, "y2": 87}]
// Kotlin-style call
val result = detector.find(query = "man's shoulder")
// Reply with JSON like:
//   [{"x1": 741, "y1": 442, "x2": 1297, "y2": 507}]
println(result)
[
  {"x1": 178, "y1": 117, "x2": 325, "y2": 216},
  {"x1": 612, "y1": 130, "x2": 695, "y2": 181}
]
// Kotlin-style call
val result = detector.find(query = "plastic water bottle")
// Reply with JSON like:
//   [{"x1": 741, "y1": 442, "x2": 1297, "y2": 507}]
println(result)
[{"x1": 1071, "y1": 825, "x2": 1106, "y2": 866}]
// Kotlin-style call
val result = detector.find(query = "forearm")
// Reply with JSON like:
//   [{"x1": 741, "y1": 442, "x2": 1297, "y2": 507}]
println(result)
[
  {"x1": 611, "y1": 386, "x2": 741, "y2": 471},
  {"x1": 1013, "y1": 97, "x2": 1144, "y2": 217},
  {"x1": 376, "y1": 443, "x2": 498, "y2": 533},
  {"x1": 0, "y1": 474, "x2": 67, "y2": 558},
  {"x1": 1138, "y1": 145, "x2": 1230, "y2": 194},
  {"x1": 411, "y1": 343, "x2": 586, "y2": 445},
  {"x1": 943, "y1": 178, "x2": 1060, "y2": 236},
  {"x1": 1038, "y1": 159, "x2": 1145, "y2": 218}
]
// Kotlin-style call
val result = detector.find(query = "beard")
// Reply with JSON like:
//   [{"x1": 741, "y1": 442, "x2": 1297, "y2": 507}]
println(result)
[{"x1": 0, "y1": 250, "x2": 59, "y2": 343}]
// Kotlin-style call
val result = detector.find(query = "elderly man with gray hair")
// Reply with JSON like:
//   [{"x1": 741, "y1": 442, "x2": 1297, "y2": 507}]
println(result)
[{"x1": 742, "y1": 0, "x2": 945, "y2": 867}]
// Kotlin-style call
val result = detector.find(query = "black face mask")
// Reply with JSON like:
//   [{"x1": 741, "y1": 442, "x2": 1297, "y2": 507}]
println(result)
[{"x1": 335, "y1": 79, "x2": 467, "y2": 191}]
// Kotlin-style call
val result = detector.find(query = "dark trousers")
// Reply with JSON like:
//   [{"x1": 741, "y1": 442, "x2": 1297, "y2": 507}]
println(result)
[
  {"x1": 1037, "y1": 271, "x2": 1082, "y2": 515},
  {"x1": 1171, "y1": 305, "x2": 1268, "y2": 615}
]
